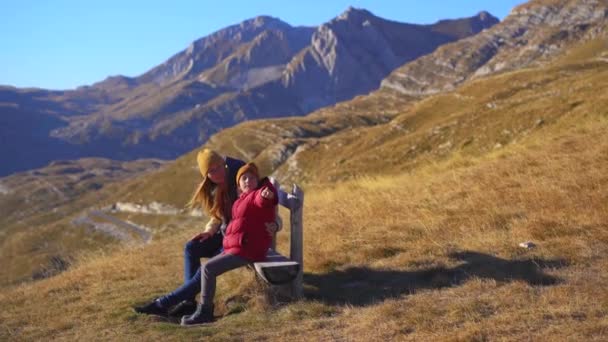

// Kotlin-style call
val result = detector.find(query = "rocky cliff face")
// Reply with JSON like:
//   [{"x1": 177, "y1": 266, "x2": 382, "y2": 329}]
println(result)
[
  {"x1": 381, "y1": 0, "x2": 608, "y2": 95},
  {"x1": 200, "y1": 28, "x2": 309, "y2": 90},
  {"x1": 137, "y1": 16, "x2": 313, "y2": 85},
  {"x1": 282, "y1": 8, "x2": 498, "y2": 112}
]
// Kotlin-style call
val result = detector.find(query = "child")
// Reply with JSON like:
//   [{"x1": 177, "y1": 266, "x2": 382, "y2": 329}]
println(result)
[
  {"x1": 181, "y1": 162, "x2": 278, "y2": 326},
  {"x1": 222, "y1": 162, "x2": 278, "y2": 262}
]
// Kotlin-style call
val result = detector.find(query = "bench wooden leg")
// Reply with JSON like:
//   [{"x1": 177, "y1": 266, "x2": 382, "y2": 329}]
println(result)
[{"x1": 254, "y1": 275, "x2": 297, "y2": 306}]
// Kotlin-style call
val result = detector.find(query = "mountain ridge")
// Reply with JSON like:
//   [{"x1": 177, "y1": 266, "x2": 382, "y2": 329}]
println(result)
[
  {"x1": 381, "y1": 0, "x2": 607, "y2": 95},
  {"x1": 0, "y1": 9, "x2": 497, "y2": 176}
]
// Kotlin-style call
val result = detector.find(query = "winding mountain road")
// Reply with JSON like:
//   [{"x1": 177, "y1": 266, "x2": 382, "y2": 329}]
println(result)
[{"x1": 73, "y1": 210, "x2": 152, "y2": 244}]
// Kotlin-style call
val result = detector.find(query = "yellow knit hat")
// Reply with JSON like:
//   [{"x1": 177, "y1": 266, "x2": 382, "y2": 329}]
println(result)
[
  {"x1": 196, "y1": 149, "x2": 224, "y2": 178},
  {"x1": 236, "y1": 162, "x2": 259, "y2": 184}
]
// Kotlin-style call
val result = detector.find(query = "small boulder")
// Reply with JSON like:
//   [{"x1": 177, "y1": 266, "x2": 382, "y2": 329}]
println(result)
[{"x1": 519, "y1": 241, "x2": 536, "y2": 249}]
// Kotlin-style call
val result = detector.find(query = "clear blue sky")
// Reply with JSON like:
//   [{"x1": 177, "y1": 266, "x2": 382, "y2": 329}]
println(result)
[{"x1": 1, "y1": 0, "x2": 526, "y2": 90}]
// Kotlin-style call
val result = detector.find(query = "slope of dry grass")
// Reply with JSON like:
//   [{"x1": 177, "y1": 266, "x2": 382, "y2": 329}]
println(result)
[
  {"x1": 0, "y1": 158, "x2": 164, "y2": 287},
  {"x1": 2, "y1": 110, "x2": 607, "y2": 340}
]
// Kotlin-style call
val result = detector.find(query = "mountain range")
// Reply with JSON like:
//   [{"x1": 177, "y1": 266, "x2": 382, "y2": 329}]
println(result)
[
  {"x1": 207, "y1": 0, "x2": 607, "y2": 184},
  {"x1": 0, "y1": 8, "x2": 498, "y2": 176}
]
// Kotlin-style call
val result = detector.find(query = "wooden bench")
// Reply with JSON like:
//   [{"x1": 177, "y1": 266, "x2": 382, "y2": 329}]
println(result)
[{"x1": 252, "y1": 183, "x2": 304, "y2": 300}]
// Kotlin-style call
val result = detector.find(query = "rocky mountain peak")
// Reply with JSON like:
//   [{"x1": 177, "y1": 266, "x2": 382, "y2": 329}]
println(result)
[
  {"x1": 241, "y1": 15, "x2": 292, "y2": 31},
  {"x1": 282, "y1": 9, "x2": 499, "y2": 113},
  {"x1": 336, "y1": 6, "x2": 375, "y2": 22},
  {"x1": 476, "y1": 10, "x2": 494, "y2": 21},
  {"x1": 138, "y1": 15, "x2": 298, "y2": 85}
]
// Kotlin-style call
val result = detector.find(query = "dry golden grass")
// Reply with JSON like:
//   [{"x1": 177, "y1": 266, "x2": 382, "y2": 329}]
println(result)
[
  {"x1": 271, "y1": 49, "x2": 608, "y2": 184},
  {"x1": 0, "y1": 159, "x2": 164, "y2": 287},
  {"x1": 2, "y1": 111, "x2": 607, "y2": 340}
]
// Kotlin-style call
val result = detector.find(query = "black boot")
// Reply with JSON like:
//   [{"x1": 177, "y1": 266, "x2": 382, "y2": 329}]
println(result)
[
  {"x1": 133, "y1": 299, "x2": 169, "y2": 317},
  {"x1": 180, "y1": 303, "x2": 214, "y2": 326},
  {"x1": 168, "y1": 299, "x2": 198, "y2": 317}
]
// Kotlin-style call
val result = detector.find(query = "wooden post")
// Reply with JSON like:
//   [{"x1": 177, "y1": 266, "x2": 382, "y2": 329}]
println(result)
[
  {"x1": 253, "y1": 182, "x2": 303, "y2": 303},
  {"x1": 269, "y1": 177, "x2": 282, "y2": 251},
  {"x1": 270, "y1": 213, "x2": 278, "y2": 251},
  {"x1": 289, "y1": 184, "x2": 304, "y2": 299}
]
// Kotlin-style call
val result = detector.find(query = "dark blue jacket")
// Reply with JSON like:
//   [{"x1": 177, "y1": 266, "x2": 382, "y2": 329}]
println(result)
[{"x1": 222, "y1": 156, "x2": 245, "y2": 223}]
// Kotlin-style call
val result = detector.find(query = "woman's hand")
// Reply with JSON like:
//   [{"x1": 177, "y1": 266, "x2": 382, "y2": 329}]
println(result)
[
  {"x1": 265, "y1": 222, "x2": 279, "y2": 236},
  {"x1": 190, "y1": 231, "x2": 213, "y2": 242},
  {"x1": 261, "y1": 187, "x2": 274, "y2": 199}
]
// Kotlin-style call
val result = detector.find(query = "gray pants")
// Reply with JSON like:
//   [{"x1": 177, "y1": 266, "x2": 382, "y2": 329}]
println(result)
[{"x1": 201, "y1": 253, "x2": 249, "y2": 305}]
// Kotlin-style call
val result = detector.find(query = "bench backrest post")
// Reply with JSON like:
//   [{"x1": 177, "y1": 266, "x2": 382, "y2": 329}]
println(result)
[
  {"x1": 289, "y1": 184, "x2": 304, "y2": 299},
  {"x1": 271, "y1": 221, "x2": 277, "y2": 251}
]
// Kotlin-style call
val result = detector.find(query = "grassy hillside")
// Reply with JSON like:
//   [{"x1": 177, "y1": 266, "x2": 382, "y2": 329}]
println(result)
[
  {"x1": 0, "y1": 158, "x2": 164, "y2": 287},
  {"x1": 1, "y1": 109, "x2": 607, "y2": 340}
]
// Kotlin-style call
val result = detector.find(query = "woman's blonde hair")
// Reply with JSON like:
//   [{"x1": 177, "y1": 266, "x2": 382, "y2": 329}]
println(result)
[
  {"x1": 187, "y1": 176, "x2": 230, "y2": 221},
  {"x1": 187, "y1": 148, "x2": 231, "y2": 220}
]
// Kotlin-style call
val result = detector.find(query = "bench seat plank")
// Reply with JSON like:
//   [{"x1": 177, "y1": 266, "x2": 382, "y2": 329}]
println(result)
[{"x1": 254, "y1": 250, "x2": 300, "y2": 285}]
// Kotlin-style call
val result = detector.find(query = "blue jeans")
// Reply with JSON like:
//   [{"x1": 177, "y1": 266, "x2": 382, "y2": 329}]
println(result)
[{"x1": 157, "y1": 232, "x2": 223, "y2": 308}]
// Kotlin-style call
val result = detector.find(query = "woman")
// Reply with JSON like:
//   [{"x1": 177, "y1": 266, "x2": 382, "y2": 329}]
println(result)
[
  {"x1": 134, "y1": 149, "x2": 280, "y2": 318},
  {"x1": 181, "y1": 162, "x2": 277, "y2": 325}
]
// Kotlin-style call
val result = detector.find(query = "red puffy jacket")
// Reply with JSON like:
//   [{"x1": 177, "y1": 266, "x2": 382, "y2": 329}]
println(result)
[{"x1": 222, "y1": 178, "x2": 278, "y2": 262}]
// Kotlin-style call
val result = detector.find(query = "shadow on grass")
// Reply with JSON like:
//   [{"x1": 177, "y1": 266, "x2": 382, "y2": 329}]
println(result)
[{"x1": 304, "y1": 251, "x2": 567, "y2": 306}]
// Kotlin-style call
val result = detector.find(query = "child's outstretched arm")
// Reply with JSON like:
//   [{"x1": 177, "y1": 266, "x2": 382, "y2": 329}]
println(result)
[
  {"x1": 261, "y1": 187, "x2": 274, "y2": 200},
  {"x1": 254, "y1": 179, "x2": 278, "y2": 208}
]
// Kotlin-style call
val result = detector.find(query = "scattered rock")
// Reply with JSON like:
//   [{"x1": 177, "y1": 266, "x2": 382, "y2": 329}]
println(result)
[
  {"x1": 438, "y1": 141, "x2": 453, "y2": 150},
  {"x1": 73, "y1": 210, "x2": 152, "y2": 244},
  {"x1": 112, "y1": 201, "x2": 180, "y2": 215},
  {"x1": 55, "y1": 167, "x2": 85, "y2": 175},
  {"x1": 189, "y1": 209, "x2": 204, "y2": 217},
  {"x1": 31, "y1": 255, "x2": 71, "y2": 280},
  {"x1": 519, "y1": 241, "x2": 536, "y2": 249},
  {"x1": 0, "y1": 183, "x2": 10, "y2": 195},
  {"x1": 461, "y1": 137, "x2": 474, "y2": 147}
]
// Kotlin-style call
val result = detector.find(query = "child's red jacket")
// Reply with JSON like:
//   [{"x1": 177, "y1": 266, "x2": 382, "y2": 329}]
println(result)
[{"x1": 222, "y1": 178, "x2": 278, "y2": 262}]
